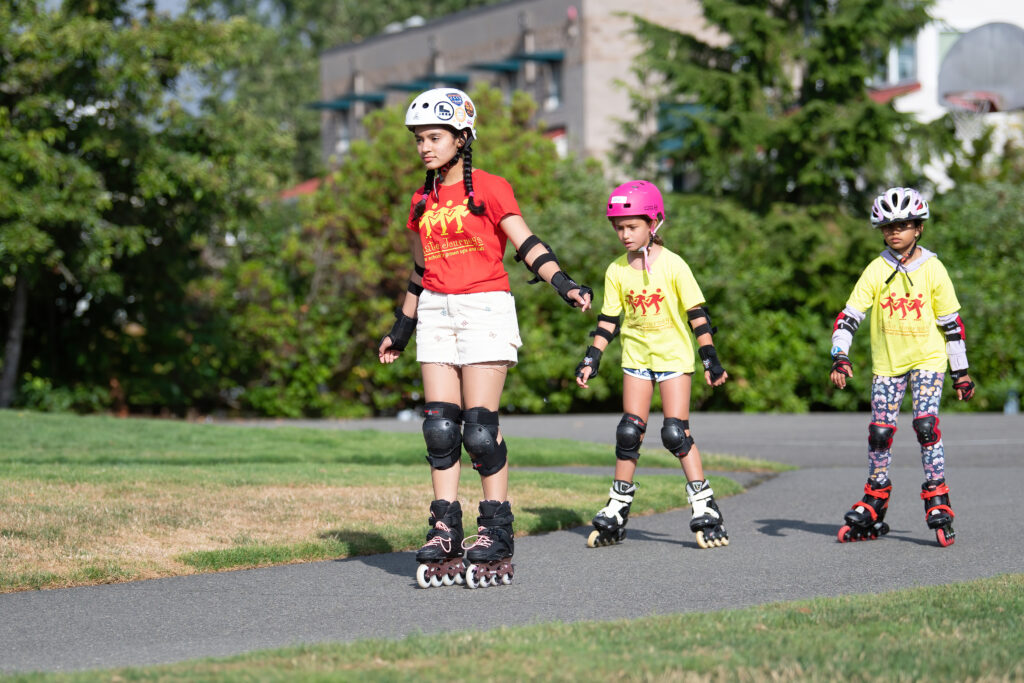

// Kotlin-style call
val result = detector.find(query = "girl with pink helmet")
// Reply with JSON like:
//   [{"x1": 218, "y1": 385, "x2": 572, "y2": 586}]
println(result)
[
  {"x1": 574, "y1": 179, "x2": 731, "y2": 550},
  {"x1": 378, "y1": 88, "x2": 593, "y2": 588}
]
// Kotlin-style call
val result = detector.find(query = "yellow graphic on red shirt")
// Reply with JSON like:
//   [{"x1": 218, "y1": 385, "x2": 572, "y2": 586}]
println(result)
[{"x1": 419, "y1": 197, "x2": 486, "y2": 262}]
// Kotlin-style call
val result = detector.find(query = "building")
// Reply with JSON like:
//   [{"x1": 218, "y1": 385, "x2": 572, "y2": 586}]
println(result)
[
  {"x1": 315, "y1": 0, "x2": 719, "y2": 167},
  {"x1": 314, "y1": 0, "x2": 1024, "y2": 176}
]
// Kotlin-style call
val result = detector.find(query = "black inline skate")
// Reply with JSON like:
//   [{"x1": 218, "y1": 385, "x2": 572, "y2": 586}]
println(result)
[
  {"x1": 921, "y1": 479, "x2": 956, "y2": 547},
  {"x1": 415, "y1": 499, "x2": 465, "y2": 588},
  {"x1": 587, "y1": 479, "x2": 637, "y2": 548},
  {"x1": 462, "y1": 500, "x2": 514, "y2": 588},
  {"x1": 838, "y1": 479, "x2": 892, "y2": 543},
  {"x1": 687, "y1": 480, "x2": 729, "y2": 548}
]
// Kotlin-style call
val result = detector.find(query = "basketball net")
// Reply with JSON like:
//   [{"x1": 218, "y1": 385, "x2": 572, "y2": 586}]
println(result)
[{"x1": 945, "y1": 91, "x2": 998, "y2": 143}]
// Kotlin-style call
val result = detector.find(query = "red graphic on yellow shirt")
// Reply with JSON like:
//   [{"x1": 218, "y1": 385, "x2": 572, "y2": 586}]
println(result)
[
  {"x1": 881, "y1": 292, "x2": 926, "y2": 320},
  {"x1": 420, "y1": 198, "x2": 470, "y2": 238},
  {"x1": 626, "y1": 288, "x2": 666, "y2": 315}
]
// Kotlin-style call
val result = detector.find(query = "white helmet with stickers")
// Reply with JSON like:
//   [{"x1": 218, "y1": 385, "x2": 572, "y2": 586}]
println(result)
[
  {"x1": 405, "y1": 88, "x2": 477, "y2": 141},
  {"x1": 870, "y1": 187, "x2": 930, "y2": 228}
]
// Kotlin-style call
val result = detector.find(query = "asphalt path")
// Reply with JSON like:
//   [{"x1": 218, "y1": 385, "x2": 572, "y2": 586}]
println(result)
[{"x1": 2, "y1": 413, "x2": 1022, "y2": 673}]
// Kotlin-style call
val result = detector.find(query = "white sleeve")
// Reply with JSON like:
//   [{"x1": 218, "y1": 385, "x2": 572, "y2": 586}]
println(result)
[
  {"x1": 831, "y1": 306, "x2": 866, "y2": 356},
  {"x1": 936, "y1": 312, "x2": 969, "y2": 373}
]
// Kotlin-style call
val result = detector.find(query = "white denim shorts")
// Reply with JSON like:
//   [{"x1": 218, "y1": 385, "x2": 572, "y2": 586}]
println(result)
[
  {"x1": 416, "y1": 289, "x2": 522, "y2": 366},
  {"x1": 623, "y1": 368, "x2": 686, "y2": 383}
]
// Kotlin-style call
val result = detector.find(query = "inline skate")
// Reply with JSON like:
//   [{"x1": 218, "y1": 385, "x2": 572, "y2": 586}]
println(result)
[
  {"x1": 462, "y1": 500, "x2": 514, "y2": 588},
  {"x1": 921, "y1": 479, "x2": 956, "y2": 547},
  {"x1": 838, "y1": 479, "x2": 891, "y2": 542},
  {"x1": 687, "y1": 480, "x2": 729, "y2": 548},
  {"x1": 414, "y1": 499, "x2": 465, "y2": 588},
  {"x1": 587, "y1": 479, "x2": 637, "y2": 548}
]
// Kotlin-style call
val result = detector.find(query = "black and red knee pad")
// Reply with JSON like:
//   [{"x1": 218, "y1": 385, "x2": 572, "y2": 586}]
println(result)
[
  {"x1": 868, "y1": 422, "x2": 896, "y2": 451},
  {"x1": 912, "y1": 414, "x2": 941, "y2": 447}
]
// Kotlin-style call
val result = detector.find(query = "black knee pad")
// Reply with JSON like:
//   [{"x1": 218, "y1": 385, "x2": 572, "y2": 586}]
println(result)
[
  {"x1": 422, "y1": 401, "x2": 462, "y2": 470},
  {"x1": 661, "y1": 418, "x2": 694, "y2": 458},
  {"x1": 912, "y1": 415, "x2": 941, "y2": 447},
  {"x1": 868, "y1": 422, "x2": 896, "y2": 451},
  {"x1": 615, "y1": 413, "x2": 647, "y2": 461},
  {"x1": 462, "y1": 407, "x2": 508, "y2": 476}
]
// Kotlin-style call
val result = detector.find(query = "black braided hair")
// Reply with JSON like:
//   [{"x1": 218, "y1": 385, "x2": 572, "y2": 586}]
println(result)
[
  {"x1": 412, "y1": 168, "x2": 435, "y2": 221},
  {"x1": 462, "y1": 145, "x2": 485, "y2": 216}
]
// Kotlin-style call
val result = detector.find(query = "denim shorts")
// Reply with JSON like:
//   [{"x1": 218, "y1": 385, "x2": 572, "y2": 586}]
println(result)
[
  {"x1": 623, "y1": 368, "x2": 686, "y2": 383},
  {"x1": 416, "y1": 289, "x2": 522, "y2": 366}
]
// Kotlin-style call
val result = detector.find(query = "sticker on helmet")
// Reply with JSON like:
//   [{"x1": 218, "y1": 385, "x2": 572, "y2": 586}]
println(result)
[
  {"x1": 434, "y1": 102, "x2": 455, "y2": 121},
  {"x1": 463, "y1": 100, "x2": 475, "y2": 118},
  {"x1": 609, "y1": 195, "x2": 628, "y2": 204},
  {"x1": 446, "y1": 93, "x2": 463, "y2": 106},
  {"x1": 455, "y1": 108, "x2": 466, "y2": 123}
]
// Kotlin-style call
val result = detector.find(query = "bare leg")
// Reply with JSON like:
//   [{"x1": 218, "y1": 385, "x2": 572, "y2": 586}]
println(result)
[
  {"x1": 462, "y1": 363, "x2": 509, "y2": 502},
  {"x1": 659, "y1": 373, "x2": 704, "y2": 481}
]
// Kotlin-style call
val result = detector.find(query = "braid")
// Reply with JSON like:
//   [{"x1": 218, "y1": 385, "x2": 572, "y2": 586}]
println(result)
[
  {"x1": 463, "y1": 146, "x2": 485, "y2": 215},
  {"x1": 412, "y1": 169, "x2": 435, "y2": 221}
]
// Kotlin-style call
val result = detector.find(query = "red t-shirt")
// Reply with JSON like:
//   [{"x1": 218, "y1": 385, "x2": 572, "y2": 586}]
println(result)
[{"x1": 406, "y1": 169, "x2": 520, "y2": 294}]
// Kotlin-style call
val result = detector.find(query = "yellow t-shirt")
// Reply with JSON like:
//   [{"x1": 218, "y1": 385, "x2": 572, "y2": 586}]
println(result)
[
  {"x1": 846, "y1": 249, "x2": 960, "y2": 376},
  {"x1": 601, "y1": 248, "x2": 705, "y2": 373}
]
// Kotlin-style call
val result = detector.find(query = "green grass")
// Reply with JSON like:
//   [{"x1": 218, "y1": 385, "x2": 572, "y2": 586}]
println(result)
[
  {"x1": 6, "y1": 574, "x2": 1021, "y2": 681},
  {"x1": 0, "y1": 410, "x2": 791, "y2": 477},
  {"x1": 0, "y1": 410, "x2": 774, "y2": 590}
]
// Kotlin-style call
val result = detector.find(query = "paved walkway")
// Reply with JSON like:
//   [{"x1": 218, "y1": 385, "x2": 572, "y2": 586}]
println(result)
[{"x1": 1, "y1": 413, "x2": 1022, "y2": 673}]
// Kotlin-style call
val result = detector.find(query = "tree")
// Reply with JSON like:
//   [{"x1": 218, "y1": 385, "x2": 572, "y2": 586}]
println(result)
[
  {"x1": 1, "y1": 1, "x2": 292, "y2": 410},
  {"x1": 620, "y1": 0, "x2": 946, "y2": 214}
]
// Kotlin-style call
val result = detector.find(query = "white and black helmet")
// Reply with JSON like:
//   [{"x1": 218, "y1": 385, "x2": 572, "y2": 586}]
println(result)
[
  {"x1": 405, "y1": 88, "x2": 477, "y2": 141},
  {"x1": 870, "y1": 187, "x2": 930, "y2": 228}
]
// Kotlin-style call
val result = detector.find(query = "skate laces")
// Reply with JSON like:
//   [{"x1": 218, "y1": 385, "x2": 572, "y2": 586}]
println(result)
[
  {"x1": 461, "y1": 526, "x2": 494, "y2": 551},
  {"x1": 424, "y1": 521, "x2": 454, "y2": 554}
]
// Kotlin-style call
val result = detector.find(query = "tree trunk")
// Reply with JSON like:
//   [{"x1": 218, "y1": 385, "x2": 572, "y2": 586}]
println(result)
[{"x1": 0, "y1": 273, "x2": 29, "y2": 408}]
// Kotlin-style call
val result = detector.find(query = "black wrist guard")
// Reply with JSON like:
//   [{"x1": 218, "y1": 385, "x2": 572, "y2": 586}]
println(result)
[
  {"x1": 576, "y1": 345, "x2": 602, "y2": 379},
  {"x1": 550, "y1": 271, "x2": 592, "y2": 308},
  {"x1": 698, "y1": 345, "x2": 725, "y2": 382},
  {"x1": 831, "y1": 352, "x2": 853, "y2": 377},
  {"x1": 381, "y1": 310, "x2": 416, "y2": 352}
]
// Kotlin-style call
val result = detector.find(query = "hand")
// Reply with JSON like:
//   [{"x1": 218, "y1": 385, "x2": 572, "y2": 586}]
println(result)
[
  {"x1": 378, "y1": 336, "x2": 401, "y2": 364},
  {"x1": 576, "y1": 366, "x2": 593, "y2": 388},
  {"x1": 953, "y1": 372, "x2": 975, "y2": 401},
  {"x1": 567, "y1": 287, "x2": 592, "y2": 312},
  {"x1": 704, "y1": 369, "x2": 729, "y2": 387},
  {"x1": 831, "y1": 352, "x2": 852, "y2": 389}
]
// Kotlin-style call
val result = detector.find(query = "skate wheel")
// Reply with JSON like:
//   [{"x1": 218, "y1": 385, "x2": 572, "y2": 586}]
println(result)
[
  {"x1": 415, "y1": 564, "x2": 431, "y2": 589},
  {"x1": 429, "y1": 574, "x2": 443, "y2": 587},
  {"x1": 465, "y1": 565, "x2": 479, "y2": 589},
  {"x1": 837, "y1": 525, "x2": 851, "y2": 543},
  {"x1": 936, "y1": 527, "x2": 955, "y2": 547},
  {"x1": 587, "y1": 529, "x2": 602, "y2": 548},
  {"x1": 696, "y1": 530, "x2": 709, "y2": 549},
  {"x1": 454, "y1": 572, "x2": 464, "y2": 585},
  {"x1": 442, "y1": 573, "x2": 455, "y2": 586},
  {"x1": 488, "y1": 575, "x2": 499, "y2": 587},
  {"x1": 501, "y1": 572, "x2": 512, "y2": 585}
]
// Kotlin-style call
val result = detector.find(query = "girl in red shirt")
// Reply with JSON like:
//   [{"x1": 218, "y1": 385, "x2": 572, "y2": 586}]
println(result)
[{"x1": 378, "y1": 88, "x2": 592, "y2": 588}]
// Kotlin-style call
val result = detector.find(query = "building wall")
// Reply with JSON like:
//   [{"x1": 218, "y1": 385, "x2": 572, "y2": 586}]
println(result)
[{"x1": 316, "y1": 0, "x2": 713, "y2": 169}]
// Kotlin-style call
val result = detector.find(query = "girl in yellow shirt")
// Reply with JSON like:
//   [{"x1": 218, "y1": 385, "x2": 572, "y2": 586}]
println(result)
[
  {"x1": 575, "y1": 181, "x2": 729, "y2": 550},
  {"x1": 830, "y1": 187, "x2": 974, "y2": 547}
]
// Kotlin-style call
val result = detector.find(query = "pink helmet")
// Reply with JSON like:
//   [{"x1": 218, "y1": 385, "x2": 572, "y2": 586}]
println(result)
[{"x1": 606, "y1": 180, "x2": 665, "y2": 225}]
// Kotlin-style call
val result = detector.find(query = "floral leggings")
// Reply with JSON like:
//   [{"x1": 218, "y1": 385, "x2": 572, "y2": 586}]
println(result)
[{"x1": 869, "y1": 370, "x2": 946, "y2": 484}]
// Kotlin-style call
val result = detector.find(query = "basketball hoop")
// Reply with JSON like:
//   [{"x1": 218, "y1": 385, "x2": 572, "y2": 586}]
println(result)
[{"x1": 944, "y1": 90, "x2": 1000, "y2": 142}]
